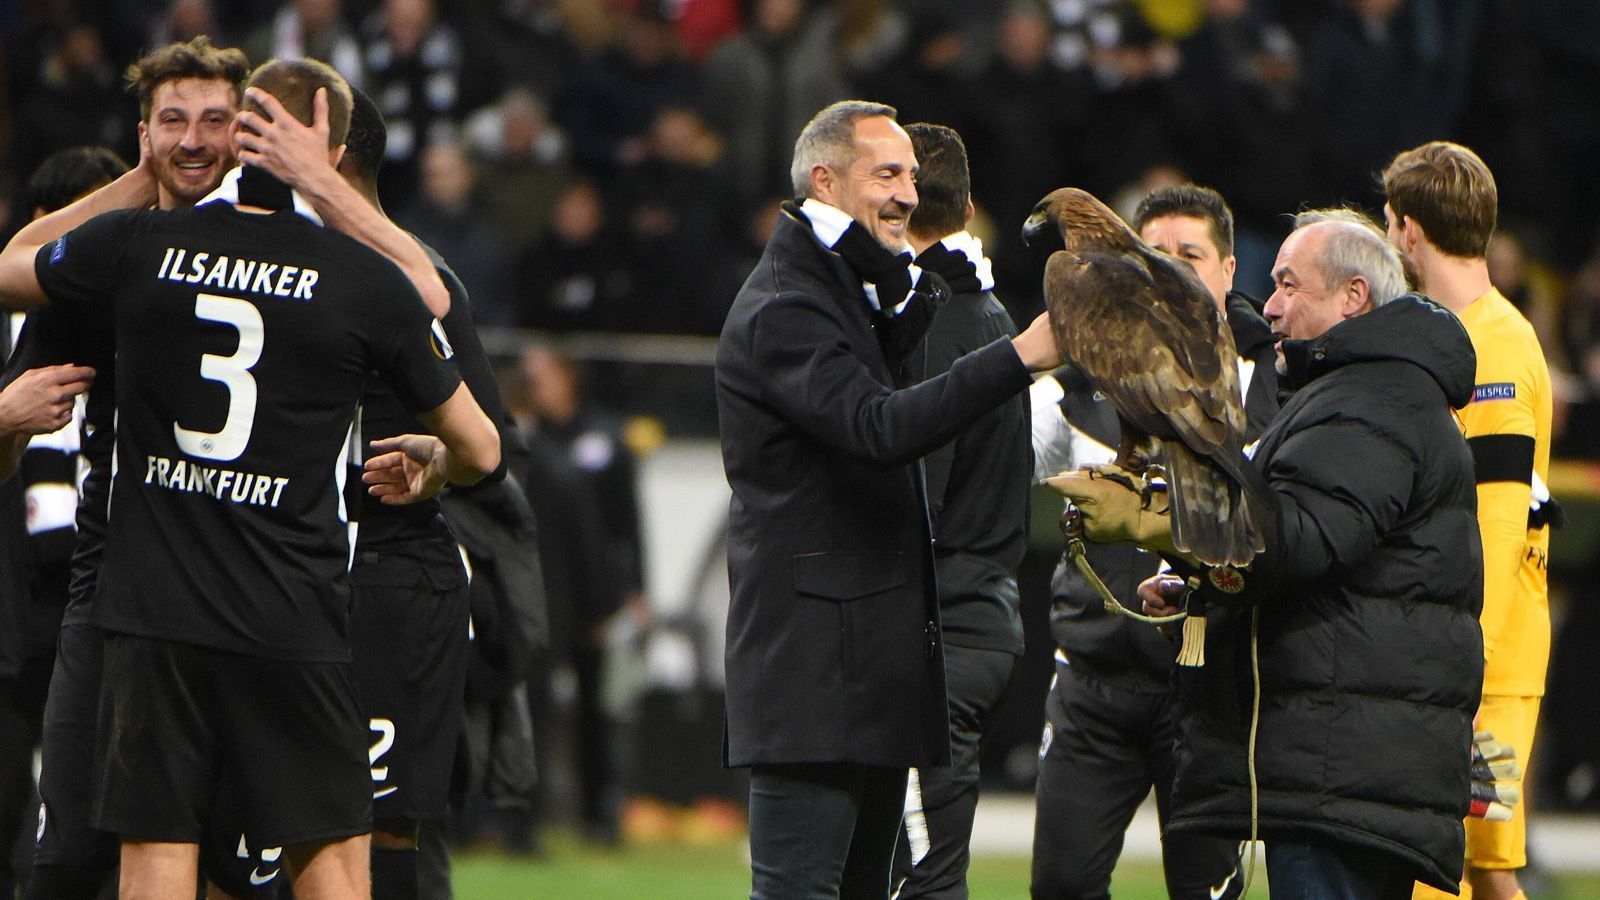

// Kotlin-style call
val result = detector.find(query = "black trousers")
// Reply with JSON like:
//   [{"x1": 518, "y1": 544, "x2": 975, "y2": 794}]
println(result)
[
  {"x1": 892, "y1": 644, "x2": 1017, "y2": 899},
  {"x1": 1031, "y1": 660, "x2": 1242, "y2": 900},
  {"x1": 748, "y1": 762, "x2": 908, "y2": 900}
]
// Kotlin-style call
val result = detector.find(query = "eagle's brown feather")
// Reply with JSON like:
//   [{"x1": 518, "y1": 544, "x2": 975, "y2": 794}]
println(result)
[{"x1": 1031, "y1": 187, "x2": 1268, "y2": 566}]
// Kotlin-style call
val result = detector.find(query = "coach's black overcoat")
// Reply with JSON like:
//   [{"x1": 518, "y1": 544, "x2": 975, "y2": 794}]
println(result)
[{"x1": 715, "y1": 209, "x2": 1031, "y2": 768}]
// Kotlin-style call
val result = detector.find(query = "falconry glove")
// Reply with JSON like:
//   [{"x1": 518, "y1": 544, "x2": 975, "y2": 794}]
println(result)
[{"x1": 1044, "y1": 464, "x2": 1177, "y2": 555}]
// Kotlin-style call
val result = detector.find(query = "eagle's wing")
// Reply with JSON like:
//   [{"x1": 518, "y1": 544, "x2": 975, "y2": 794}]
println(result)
[{"x1": 1046, "y1": 249, "x2": 1245, "y2": 458}]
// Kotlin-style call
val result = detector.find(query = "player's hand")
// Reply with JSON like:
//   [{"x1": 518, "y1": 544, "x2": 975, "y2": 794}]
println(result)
[
  {"x1": 363, "y1": 433, "x2": 448, "y2": 505},
  {"x1": 0, "y1": 365, "x2": 93, "y2": 436},
  {"x1": 1045, "y1": 464, "x2": 1175, "y2": 553},
  {"x1": 1469, "y1": 728, "x2": 1521, "y2": 821},
  {"x1": 233, "y1": 86, "x2": 335, "y2": 189}
]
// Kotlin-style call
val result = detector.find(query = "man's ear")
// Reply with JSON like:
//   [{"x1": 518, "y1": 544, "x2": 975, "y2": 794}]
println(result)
[
  {"x1": 1222, "y1": 254, "x2": 1237, "y2": 291},
  {"x1": 138, "y1": 121, "x2": 151, "y2": 154},
  {"x1": 809, "y1": 164, "x2": 835, "y2": 206},
  {"x1": 1343, "y1": 275, "x2": 1373, "y2": 318},
  {"x1": 963, "y1": 198, "x2": 975, "y2": 224},
  {"x1": 330, "y1": 143, "x2": 346, "y2": 169},
  {"x1": 1402, "y1": 215, "x2": 1426, "y2": 254}
]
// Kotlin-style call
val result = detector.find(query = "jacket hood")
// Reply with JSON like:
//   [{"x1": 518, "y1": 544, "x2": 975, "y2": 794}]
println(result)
[
  {"x1": 1279, "y1": 294, "x2": 1475, "y2": 408},
  {"x1": 1225, "y1": 291, "x2": 1274, "y2": 358}
]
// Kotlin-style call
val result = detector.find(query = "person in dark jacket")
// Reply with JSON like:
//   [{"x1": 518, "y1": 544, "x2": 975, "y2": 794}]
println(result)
[
  {"x1": 888, "y1": 123, "x2": 1030, "y2": 899},
  {"x1": 1030, "y1": 184, "x2": 1272, "y2": 900},
  {"x1": 715, "y1": 99, "x2": 1060, "y2": 899},
  {"x1": 1076, "y1": 215, "x2": 1483, "y2": 897}
]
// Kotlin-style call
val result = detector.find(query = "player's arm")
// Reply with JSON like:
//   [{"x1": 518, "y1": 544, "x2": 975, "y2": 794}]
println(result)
[
  {"x1": 0, "y1": 164, "x2": 158, "y2": 309},
  {"x1": 232, "y1": 87, "x2": 450, "y2": 318},
  {"x1": 362, "y1": 384, "x2": 500, "y2": 504},
  {"x1": 1464, "y1": 363, "x2": 1541, "y2": 669}
]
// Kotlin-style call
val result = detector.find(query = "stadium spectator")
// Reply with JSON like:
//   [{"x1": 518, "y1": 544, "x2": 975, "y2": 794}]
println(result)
[
  {"x1": 358, "y1": 0, "x2": 466, "y2": 210},
  {"x1": 559, "y1": 3, "x2": 698, "y2": 176},
  {"x1": 513, "y1": 180, "x2": 635, "y2": 332},
  {"x1": 700, "y1": 0, "x2": 848, "y2": 205},
  {"x1": 398, "y1": 140, "x2": 509, "y2": 323},
  {"x1": 464, "y1": 87, "x2": 574, "y2": 261},
  {"x1": 241, "y1": 0, "x2": 365, "y2": 84}
]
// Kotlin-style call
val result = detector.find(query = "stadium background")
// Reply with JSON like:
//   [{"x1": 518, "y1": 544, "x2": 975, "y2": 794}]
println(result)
[{"x1": 4, "y1": 0, "x2": 1600, "y2": 895}]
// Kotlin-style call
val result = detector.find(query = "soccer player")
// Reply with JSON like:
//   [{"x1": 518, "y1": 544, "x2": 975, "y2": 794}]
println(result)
[
  {"x1": 0, "y1": 38, "x2": 467, "y2": 899},
  {"x1": 26, "y1": 58, "x2": 500, "y2": 899},
  {"x1": 1385, "y1": 142, "x2": 1555, "y2": 900},
  {"x1": 200, "y1": 84, "x2": 521, "y2": 900},
  {"x1": 0, "y1": 39, "x2": 254, "y2": 900}
]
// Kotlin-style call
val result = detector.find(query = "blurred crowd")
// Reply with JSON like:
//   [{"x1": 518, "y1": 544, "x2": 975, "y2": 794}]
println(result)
[{"x1": 5, "y1": 0, "x2": 1600, "y2": 408}]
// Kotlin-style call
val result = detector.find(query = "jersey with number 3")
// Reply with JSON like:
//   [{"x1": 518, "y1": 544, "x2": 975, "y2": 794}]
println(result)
[{"x1": 34, "y1": 198, "x2": 461, "y2": 662}]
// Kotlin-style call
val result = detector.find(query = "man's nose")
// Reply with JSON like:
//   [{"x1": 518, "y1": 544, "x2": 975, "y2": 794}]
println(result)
[{"x1": 896, "y1": 175, "x2": 917, "y2": 208}]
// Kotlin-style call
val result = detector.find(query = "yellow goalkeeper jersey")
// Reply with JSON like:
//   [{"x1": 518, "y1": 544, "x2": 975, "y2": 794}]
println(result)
[{"x1": 1457, "y1": 288, "x2": 1552, "y2": 697}]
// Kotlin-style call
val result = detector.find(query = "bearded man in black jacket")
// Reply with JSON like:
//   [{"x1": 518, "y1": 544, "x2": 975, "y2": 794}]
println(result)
[
  {"x1": 715, "y1": 100, "x2": 1061, "y2": 899},
  {"x1": 1089, "y1": 215, "x2": 1483, "y2": 898},
  {"x1": 1030, "y1": 184, "x2": 1272, "y2": 900}
]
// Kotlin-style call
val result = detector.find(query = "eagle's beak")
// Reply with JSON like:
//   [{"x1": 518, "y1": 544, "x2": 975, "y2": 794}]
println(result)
[{"x1": 1022, "y1": 209, "x2": 1050, "y2": 246}]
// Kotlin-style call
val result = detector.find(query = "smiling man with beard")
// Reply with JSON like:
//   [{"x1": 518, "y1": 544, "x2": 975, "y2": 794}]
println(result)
[{"x1": 0, "y1": 39, "x2": 252, "y2": 899}]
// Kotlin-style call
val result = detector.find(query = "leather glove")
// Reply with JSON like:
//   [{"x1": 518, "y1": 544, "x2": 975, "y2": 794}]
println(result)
[
  {"x1": 1469, "y1": 729, "x2": 1521, "y2": 821},
  {"x1": 1043, "y1": 464, "x2": 1176, "y2": 555}
]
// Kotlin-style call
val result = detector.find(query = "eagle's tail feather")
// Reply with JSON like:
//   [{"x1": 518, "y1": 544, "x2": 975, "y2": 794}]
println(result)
[{"x1": 1163, "y1": 441, "x2": 1264, "y2": 568}]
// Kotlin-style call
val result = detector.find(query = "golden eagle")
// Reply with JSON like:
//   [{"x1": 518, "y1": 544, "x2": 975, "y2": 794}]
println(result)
[{"x1": 1023, "y1": 187, "x2": 1268, "y2": 567}]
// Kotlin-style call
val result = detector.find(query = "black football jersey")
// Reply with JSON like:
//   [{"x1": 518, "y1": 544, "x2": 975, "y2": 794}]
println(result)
[
  {"x1": 34, "y1": 178, "x2": 462, "y2": 661},
  {"x1": 354, "y1": 245, "x2": 511, "y2": 549}
]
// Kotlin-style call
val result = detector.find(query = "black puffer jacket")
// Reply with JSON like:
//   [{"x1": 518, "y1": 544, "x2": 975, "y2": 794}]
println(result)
[{"x1": 1166, "y1": 295, "x2": 1483, "y2": 892}]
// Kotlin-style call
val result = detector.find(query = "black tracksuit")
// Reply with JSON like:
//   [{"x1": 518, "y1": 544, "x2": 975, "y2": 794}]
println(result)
[{"x1": 1032, "y1": 292, "x2": 1278, "y2": 900}]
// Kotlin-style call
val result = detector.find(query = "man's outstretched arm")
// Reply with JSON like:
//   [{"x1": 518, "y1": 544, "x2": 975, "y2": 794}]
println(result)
[
  {"x1": 0, "y1": 165, "x2": 158, "y2": 309},
  {"x1": 233, "y1": 87, "x2": 450, "y2": 318}
]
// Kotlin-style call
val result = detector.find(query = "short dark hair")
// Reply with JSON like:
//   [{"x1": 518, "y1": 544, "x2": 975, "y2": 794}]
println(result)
[
  {"x1": 125, "y1": 36, "x2": 250, "y2": 121},
  {"x1": 25, "y1": 146, "x2": 130, "y2": 215},
  {"x1": 1133, "y1": 184, "x2": 1234, "y2": 258},
  {"x1": 245, "y1": 57, "x2": 352, "y2": 148},
  {"x1": 904, "y1": 122, "x2": 970, "y2": 240},
  {"x1": 1382, "y1": 141, "x2": 1497, "y2": 259},
  {"x1": 341, "y1": 85, "x2": 386, "y2": 182}
]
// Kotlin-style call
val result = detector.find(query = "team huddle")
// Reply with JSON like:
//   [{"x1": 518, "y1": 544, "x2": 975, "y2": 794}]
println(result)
[
  {"x1": 0, "y1": 28, "x2": 1554, "y2": 900},
  {"x1": 0, "y1": 38, "x2": 503, "y2": 900}
]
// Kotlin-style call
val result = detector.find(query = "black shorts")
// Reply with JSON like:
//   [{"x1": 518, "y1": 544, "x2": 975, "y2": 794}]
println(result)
[
  {"x1": 93, "y1": 633, "x2": 371, "y2": 848},
  {"x1": 34, "y1": 621, "x2": 118, "y2": 874},
  {"x1": 348, "y1": 541, "x2": 470, "y2": 823}
]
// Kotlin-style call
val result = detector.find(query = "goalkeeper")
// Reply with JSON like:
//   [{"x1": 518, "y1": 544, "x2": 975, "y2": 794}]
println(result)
[{"x1": 1050, "y1": 215, "x2": 1485, "y2": 897}]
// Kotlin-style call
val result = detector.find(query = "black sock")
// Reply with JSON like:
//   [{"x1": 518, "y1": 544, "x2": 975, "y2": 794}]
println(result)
[{"x1": 371, "y1": 846, "x2": 419, "y2": 900}]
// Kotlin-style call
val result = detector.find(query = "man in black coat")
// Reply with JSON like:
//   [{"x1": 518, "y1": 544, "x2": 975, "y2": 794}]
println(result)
[
  {"x1": 887, "y1": 123, "x2": 1030, "y2": 899},
  {"x1": 1031, "y1": 185, "x2": 1270, "y2": 900},
  {"x1": 1078, "y1": 215, "x2": 1482, "y2": 897},
  {"x1": 715, "y1": 100, "x2": 1060, "y2": 899}
]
